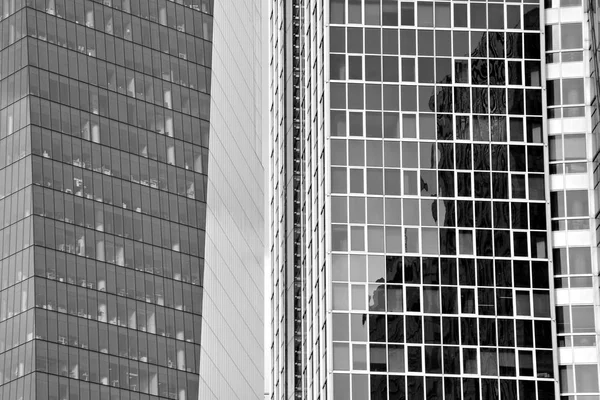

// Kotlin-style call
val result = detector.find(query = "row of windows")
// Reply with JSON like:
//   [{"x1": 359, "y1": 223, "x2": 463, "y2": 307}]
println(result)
[
  {"x1": 330, "y1": 0, "x2": 541, "y2": 27},
  {"x1": 332, "y1": 283, "x2": 549, "y2": 318},
  {"x1": 34, "y1": 368, "x2": 200, "y2": 400},
  {"x1": 10, "y1": 9, "x2": 213, "y2": 95},
  {"x1": 333, "y1": 343, "x2": 552, "y2": 379},
  {"x1": 33, "y1": 214, "x2": 204, "y2": 274},
  {"x1": 31, "y1": 221, "x2": 202, "y2": 287},
  {"x1": 27, "y1": 39, "x2": 211, "y2": 118},
  {"x1": 332, "y1": 198, "x2": 547, "y2": 232},
  {"x1": 331, "y1": 27, "x2": 542, "y2": 60},
  {"x1": 34, "y1": 309, "x2": 201, "y2": 372},
  {"x1": 331, "y1": 84, "x2": 542, "y2": 116},
  {"x1": 32, "y1": 172, "x2": 204, "y2": 257},
  {"x1": 333, "y1": 373, "x2": 554, "y2": 400},
  {"x1": 331, "y1": 139, "x2": 543, "y2": 170},
  {"x1": 331, "y1": 169, "x2": 545, "y2": 200},
  {"x1": 331, "y1": 314, "x2": 553, "y2": 348},
  {"x1": 332, "y1": 56, "x2": 539, "y2": 91},
  {"x1": 331, "y1": 111, "x2": 542, "y2": 143},
  {"x1": 27, "y1": 5, "x2": 212, "y2": 67},
  {"x1": 34, "y1": 186, "x2": 205, "y2": 246},
  {"x1": 30, "y1": 97, "x2": 207, "y2": 162},
  {"x1": 0, "y1": 370, "x2": 194, "y2": 400},
  {"x1": 333, "y1": 170, "x2": 542, "y2": 201},
  {"x1": 331, "y1": 225, "x2": 548, "y2": 258},
  {"x1": 29, "y1": 47, "x2": 209, "y2": 125},
  {"x1": 331, "y1": 255, "x2": 550, "y2": 287},
  {"x1": 33, "y1": 254, "x2": 202, "y2": 317},
  {"x1": 32, "y1": 152, "x2": 206, "y2": 217},
  {"x1": 32, "y1": 126, "x2": 208, "y2": 200},
  {"x1": 34, "y1": 246, "x2": 201, "y2": 294}
]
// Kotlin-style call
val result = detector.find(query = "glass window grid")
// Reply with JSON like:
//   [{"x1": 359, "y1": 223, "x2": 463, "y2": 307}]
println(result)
[
  {"x1": 26, "y1": 3, "x2": 213, "y2": 57},
  {"x1": 328, "y1": 1, "x2": 553, "y2": 399},
  {"x1": 0, "y1": 0, "x2": 215, "y2": 398}
]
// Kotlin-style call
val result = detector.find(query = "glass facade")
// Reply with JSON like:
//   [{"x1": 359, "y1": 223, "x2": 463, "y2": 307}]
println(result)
[
  {"x1": 0, "y1": 0, "x2": 220, "y2": 399},
  {"x1": 267, "y1": 0, "x2": 600, "y2": 399}
]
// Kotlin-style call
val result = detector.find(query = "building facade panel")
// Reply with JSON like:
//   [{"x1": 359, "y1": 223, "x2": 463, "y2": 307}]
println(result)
[
  {"x1": 269, "y1": 0, "x2": 571, "y2": 399},
  {"x1": 0, "y1": 1, "x2": 264, "y2": 400}
]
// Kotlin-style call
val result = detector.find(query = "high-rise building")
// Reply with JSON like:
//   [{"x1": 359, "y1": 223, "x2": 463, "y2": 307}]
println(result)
[
  {"x1": 269, "y1": 0, "x2": 600, "y2": 399},
  {"x1": 0, "y1": 0, "x2": 264, "y2": 399}
]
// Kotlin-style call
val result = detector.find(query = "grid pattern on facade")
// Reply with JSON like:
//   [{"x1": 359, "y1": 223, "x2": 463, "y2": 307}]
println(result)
[
  {"x1": 0, "y1": 0, "x2": 214, "y2": 399},
  {"x1": 326, "y1": 0, "x2": 556, "y2": 399}
]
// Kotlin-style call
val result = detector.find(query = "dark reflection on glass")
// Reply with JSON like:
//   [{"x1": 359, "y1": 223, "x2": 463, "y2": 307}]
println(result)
[
  {"x1": 471, "y1": 59, "x2": 488, "y2": 85},
  {"x1": 455, "y1": 60, "x2": 469, "y2": 83},
  {"x1": 436, "y1": 115, "x2": 453, "y2": 140},
  {"x1": 498, "y1": 319, "x2": 516, "y2": 347},
  {"x1": 441, "y1": 288, "x2": 458, "y2": 314},
  {"x1": 473, "y1": 116, "x2": 490, "y2": 141},
  {"x1": 489, "y1": 32, "x2": 505, "y2": 58},
  {"x1": 371, "y1": 375, "x2": 387, "y2": 400},
  {"x1": 406, "y1": 316, "x2": 423, "y2": 344},
  {"x1": 458, "y1": 258, "x2": 475, "y2": 286},
  {"x1": 437, "y1": 144, "x2": 454, "y2": 170},
  {"x1": 386, "y1": 256, "x2": 403, "y2": 283},
  {"x1": 439, "y1": 229, "x2": 456, "y2": 255},
  {"x1": 492, "y1": 145, "x2": 508, "y2": 170},
  {"x1": 457, "y1": 201, "x2": 474, "y2": 227},
  {"x1": 404, "y1": 257, "x2": 421, "y2": 284},
  {"x1": 388, "y1": 315, "x2": 404, "y2": 343},
  {"x1": 369, "y1": 314, "x2": 386, "y2": 342},
  {"x1": 426, "y1": 376, "x2": 443, "y2": 399},
  {"x1": 456, "y1": 144, "x2": 472, "y2": 170},
  {"x1": 476, "y1": 229, "x2": 494, "y2": 256},
  {"x1": 524, "y1": 33, "x2": 540, "y2": 59},
  {"x1": 454, "y1": 88, "x2": 470, "y2": 113},
  {"x1": 527, "y1": 146, "x2": 544, "y2": 172},
  {"x1": 456, "y1": 116, "x2": 470, "y2": 140},
  {"x1": 443, "y1": 317, "x2": 459, "y2": 344},
  {"x1": 494, "y1": 202, "x2": 510, "y2": 228},
  {"x1": 407, "y1": 349, "x2": 423, "y2": 373},
  {"x1": 424, "y1": 317, "x2": 441, "y2": 343},
  {"x1": 508, "y1": 61, "x2": 522, "y2": 85},
  {"x1": 460, "y1": 317, "x2": 477, "y2": 345},
  {"x1": 425, "y1": 347, "x2": 442, "y2": 374},
  {"x1": 490, "y1": 88, "x2": 506, "y2": 114},
  {"x1": 492, "y1": 173, "x2": 509, "y2": 199},
  {"x1": 439, "y1": 199, "x2": 456, "y2": 226},
  {"x1": 390, "y1": 375, "x2": 406, "y2": 399},
  {"x1": 477, "y1": 259, "x2": 494, "y2": 286},
  {"x1": 474, "y1": 173, "x2": 491, "y2": 198},
  {"x1": 506, "y1": 32, "x2": 522, "y2": 59}
]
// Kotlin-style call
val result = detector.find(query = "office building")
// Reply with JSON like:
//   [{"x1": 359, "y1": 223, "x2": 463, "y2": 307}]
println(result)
[
  {"x1": 0, "y1": 0, "x2": 264, "y2": 399},
  {"x1": 269, "y1": 0, "x2": 599, "y2": 399}
]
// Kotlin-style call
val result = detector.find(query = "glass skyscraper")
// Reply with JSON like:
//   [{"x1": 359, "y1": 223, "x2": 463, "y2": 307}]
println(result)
[
  {"x1": 0, "y1": 0, "x2": 265, "y2": 399},
  {"x1": 269, "y1": 0, "x2": 600, "y2": 399}
]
